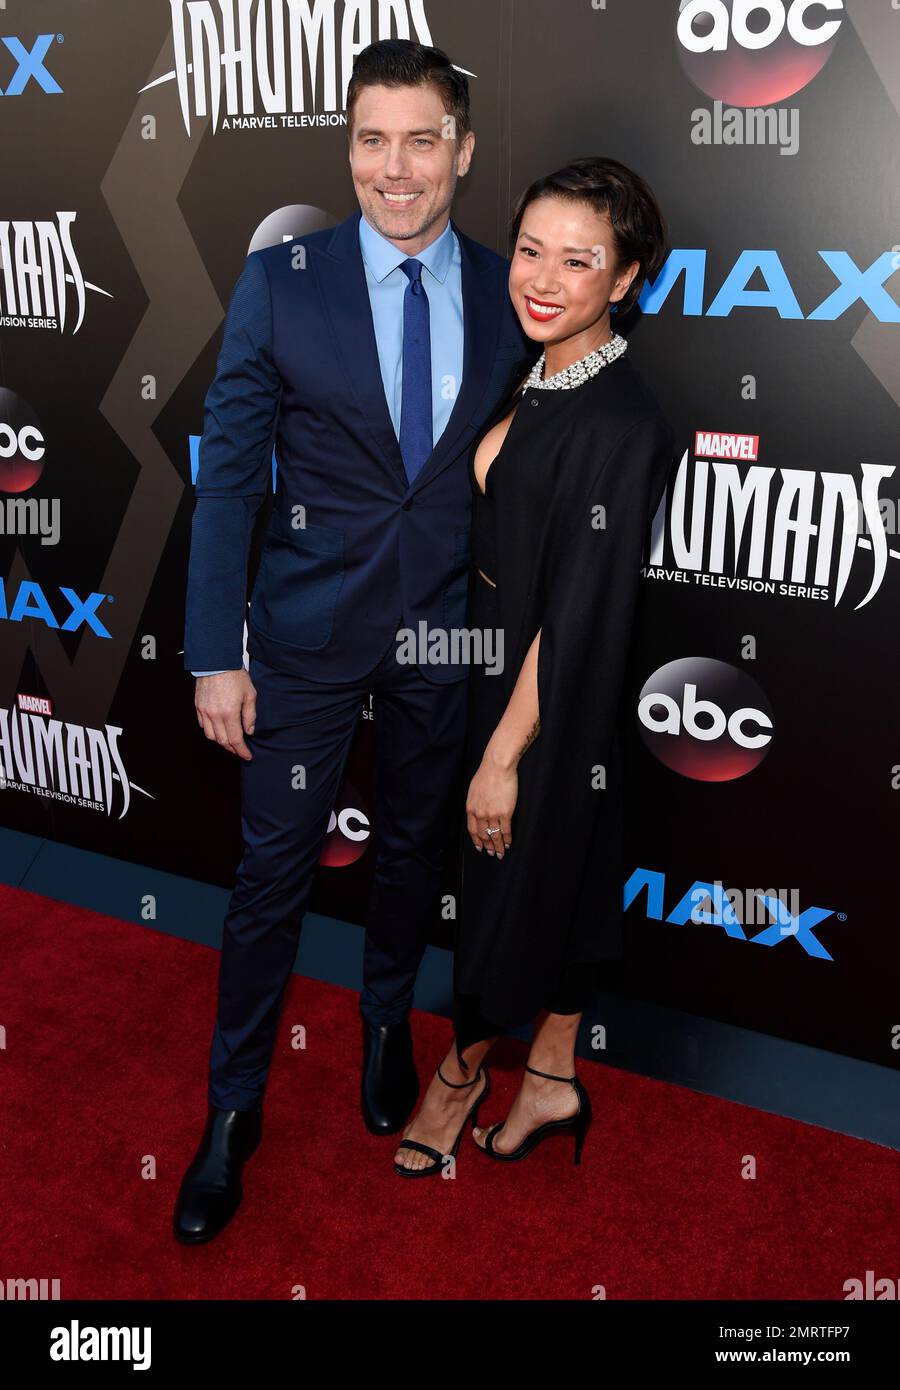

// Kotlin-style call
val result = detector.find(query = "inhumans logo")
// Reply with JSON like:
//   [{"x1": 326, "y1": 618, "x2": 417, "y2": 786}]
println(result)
[
  {"x1": 638, "y1": 657, "x2": 773, "y2": 781},
  {"x1": 676, "y1": 0, "x2": 845, "y2": 106},
  {"x1": 157, "y1": 0, "x2": 442, "y2": 135},
  {"x1": 0, "y1": 214, "x2": 110, "y2": 334}
]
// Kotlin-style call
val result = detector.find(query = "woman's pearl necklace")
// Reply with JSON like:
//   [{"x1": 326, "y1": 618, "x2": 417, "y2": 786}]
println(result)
[{"x1": 524, "y1": 332, "x2": 628, "y2": 390}]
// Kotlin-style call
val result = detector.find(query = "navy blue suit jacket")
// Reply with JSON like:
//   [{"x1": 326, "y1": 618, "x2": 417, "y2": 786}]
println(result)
[{"x1": 183, "y1": 211, "x2": 533, "y2": 684}]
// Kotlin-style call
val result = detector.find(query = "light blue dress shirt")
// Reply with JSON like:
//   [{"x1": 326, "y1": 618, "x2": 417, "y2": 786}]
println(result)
[
  {"x1": 192, "y1": 214, "x2": 465, "y2": 676},
  {"x1": 357, "y1": 212, "x2": 464, "y2": 449}
]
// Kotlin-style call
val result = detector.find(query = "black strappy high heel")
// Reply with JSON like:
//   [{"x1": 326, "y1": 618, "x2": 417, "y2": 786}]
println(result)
[
  {"x1": 477, "y1": 1064, "x2": 592, "y2": 1165},
  {"x1": 393, "y1": 1062, "x2": 491, "y2": 1178}
]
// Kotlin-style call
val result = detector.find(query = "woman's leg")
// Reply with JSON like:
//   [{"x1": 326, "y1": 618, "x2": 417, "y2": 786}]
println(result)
[
  {"x1": 392, "y1": 1037, "x2": 495, "y2": 1172},
  {"x1": 472, "y1": 1009, "x2": 581, "y2": 1154}
]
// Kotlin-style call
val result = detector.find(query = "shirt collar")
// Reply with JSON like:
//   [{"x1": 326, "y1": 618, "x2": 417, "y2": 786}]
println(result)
[{"x1": 358, "y1": 212, "x2": 455, "y2": 285}]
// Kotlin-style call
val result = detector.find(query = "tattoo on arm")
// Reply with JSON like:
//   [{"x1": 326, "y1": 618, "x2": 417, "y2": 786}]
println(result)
[{"x1": 519, "y1": 717, "x2": 541, "y2": 758}]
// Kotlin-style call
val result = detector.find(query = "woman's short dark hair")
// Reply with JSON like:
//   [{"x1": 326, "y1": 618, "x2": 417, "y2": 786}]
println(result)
[
  {"x1": 509, "y1": 157, "x2": 669, "y2": 316},
  {"x1": 346, "y1": 39, "x2": 470, "y2": 138}
]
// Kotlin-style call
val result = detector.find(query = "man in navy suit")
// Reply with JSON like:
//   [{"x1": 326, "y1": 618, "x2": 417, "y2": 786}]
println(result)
[{"x1": 174, "y1": 39, "x2": 532, "y2": 1242}]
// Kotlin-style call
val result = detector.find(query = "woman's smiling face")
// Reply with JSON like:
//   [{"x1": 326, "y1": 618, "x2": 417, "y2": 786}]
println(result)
[{"x1": 508, "y1": 195, "x2": 639, "y2": 347}]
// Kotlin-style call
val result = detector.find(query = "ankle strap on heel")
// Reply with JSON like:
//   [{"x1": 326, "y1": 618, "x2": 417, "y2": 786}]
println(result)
[
  {"x1": 526, "y1": 1064, "x2": 576, "y2": 1085},
  {"x1": 437, "y1": 1062, "x2": 483, "y2": 1089}
]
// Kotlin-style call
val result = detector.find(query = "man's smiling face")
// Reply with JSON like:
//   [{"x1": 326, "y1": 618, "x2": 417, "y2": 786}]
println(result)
[{"x1": 349, "y1": 82, "x2": 474, "y2": 255}]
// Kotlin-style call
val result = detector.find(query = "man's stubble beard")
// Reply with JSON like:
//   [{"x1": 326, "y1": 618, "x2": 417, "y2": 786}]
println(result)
[{"x1": 361, "y1": 166, "x2": 459, "y2": 244}]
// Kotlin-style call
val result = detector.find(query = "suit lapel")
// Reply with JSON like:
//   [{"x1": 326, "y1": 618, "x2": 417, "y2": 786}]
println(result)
[
  {"x1": 408, "y1": 222, "x2": 502, "y2": 497},
  {"x1": 314, "y1": 212, "x2": 512, "y2": 495},
  {"x1": 314, "y1": 212, "x2": 408, "y2": 489}
]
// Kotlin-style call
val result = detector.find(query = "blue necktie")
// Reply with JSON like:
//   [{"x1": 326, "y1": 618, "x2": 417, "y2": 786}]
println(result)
[{"x1": 398, "y1": 258, "x2": 432, "y2": 484}]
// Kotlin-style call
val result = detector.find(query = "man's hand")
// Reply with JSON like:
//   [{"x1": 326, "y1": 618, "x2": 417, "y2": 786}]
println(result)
[{"x1": 195, "y1": 670, "x2": 257, "y2": 761}]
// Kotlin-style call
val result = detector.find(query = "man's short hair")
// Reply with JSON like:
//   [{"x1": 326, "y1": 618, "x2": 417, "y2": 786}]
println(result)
[{"x1": 347, "y1": 38, "x2": 470, "y2": 138}]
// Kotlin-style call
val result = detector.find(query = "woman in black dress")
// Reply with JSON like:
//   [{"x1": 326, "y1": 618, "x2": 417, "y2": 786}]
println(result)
[{"x1": 394, "y1": 157, "x2": 674, "y2": 1175}]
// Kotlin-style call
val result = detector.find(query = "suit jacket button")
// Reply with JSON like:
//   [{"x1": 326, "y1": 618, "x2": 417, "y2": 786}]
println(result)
[{"x1": 402, "y1": 498, "x2": 413, "y2": 510}]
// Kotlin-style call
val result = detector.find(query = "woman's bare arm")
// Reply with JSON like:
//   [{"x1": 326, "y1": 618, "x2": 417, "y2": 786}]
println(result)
[
  {"x1": 484, "y1": 629, "x2": 542, "y2": 772},
  {"x1": 466, "y1": 628, "x2": 542, "y2": 857}
]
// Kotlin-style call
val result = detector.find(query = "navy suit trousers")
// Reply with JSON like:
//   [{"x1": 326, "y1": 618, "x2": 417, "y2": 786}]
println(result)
[{"x1": 207, "y1": 645, "x2": 468, "y2": 1110}]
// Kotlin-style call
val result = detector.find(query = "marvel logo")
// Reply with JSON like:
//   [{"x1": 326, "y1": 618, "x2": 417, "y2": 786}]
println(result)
[{"x1": 694, "y1": 431, "x2": 759, "y2": 460}]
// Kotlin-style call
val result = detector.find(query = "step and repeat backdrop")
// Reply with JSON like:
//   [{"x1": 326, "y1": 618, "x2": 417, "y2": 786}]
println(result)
[{"x1": 2, "y1": 1, "x2": 898, "y2": 1069}]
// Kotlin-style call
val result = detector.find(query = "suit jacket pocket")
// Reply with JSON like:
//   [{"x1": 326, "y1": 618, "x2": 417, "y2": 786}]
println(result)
[
  {"x1": 251, "y1": 512, "x2": 344, "y2": 651},
  {"x1": 442, "y1": 527, "x2": 471, "y2": 631}
]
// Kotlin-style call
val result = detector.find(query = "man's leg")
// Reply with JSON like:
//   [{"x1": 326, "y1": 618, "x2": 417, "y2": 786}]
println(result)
[
  {"x1": 361, "y1": 666, "x2": 469, "y2": 1026},
  {"x1": 208, "y1": 656, "x2": 364, "y2": 1110}
]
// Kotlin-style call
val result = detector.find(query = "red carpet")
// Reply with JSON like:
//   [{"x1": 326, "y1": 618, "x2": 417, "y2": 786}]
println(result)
[{"x1": 2, "y1": 881, "x2": 899, "y2": 1300}]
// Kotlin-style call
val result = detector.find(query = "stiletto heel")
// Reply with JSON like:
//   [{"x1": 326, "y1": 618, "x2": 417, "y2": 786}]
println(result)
[
  {"x1": 478, "y1": 1064, "x2": 592, "y2": 1165},
  {"x1": 393, "y1": 1062, "x2": 491, "y2": 1177},
  {"x1": 573, "y1": 1083, "x2": 592, "y2": 1166}
]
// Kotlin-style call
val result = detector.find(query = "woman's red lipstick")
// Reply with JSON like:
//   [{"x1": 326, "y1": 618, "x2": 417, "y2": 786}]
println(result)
[{"x1": 524, "y1": 295, "x2": 565, "y2": 321}]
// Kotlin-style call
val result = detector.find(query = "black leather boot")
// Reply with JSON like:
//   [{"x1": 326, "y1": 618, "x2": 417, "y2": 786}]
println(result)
[
  {"x1": 172, "y1": 1103, "x2": 263, "y2": 1244},
  {"x1": 361, "y1": 1018, "x2": 419, "y2": 1135}
]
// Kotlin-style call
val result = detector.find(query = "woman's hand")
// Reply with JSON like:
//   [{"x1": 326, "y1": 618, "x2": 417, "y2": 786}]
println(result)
[{"x1": 466, "y1": 752, "x2": 517, "y2": 859}]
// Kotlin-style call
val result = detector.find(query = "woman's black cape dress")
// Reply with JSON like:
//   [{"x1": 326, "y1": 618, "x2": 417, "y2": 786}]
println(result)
[{"x1": 453, "y1": 352, "x2": 674, "y2": 1060}]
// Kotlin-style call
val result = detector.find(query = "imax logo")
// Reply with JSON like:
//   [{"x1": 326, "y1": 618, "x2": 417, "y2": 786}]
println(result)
[
  {"x1": 639, "y1": 249, "x2": 900, "y2": 322},
  {"x1": 625, "y1": 869, "x2": 839, "y2": 960},
  {"x1": 0, "y1": 580, "x2": 112, "y2": 638},
  {"x1": 0, "y1": 35, "x2": 63, "y2": 95}
]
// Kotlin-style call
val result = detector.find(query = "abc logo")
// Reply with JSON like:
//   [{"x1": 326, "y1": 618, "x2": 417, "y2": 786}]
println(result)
[
  {"x1": 637, "y1": 656, "x2": 773, "y2": 782},
  {"x1": 319, "y1": 779, "x2": 371, "y2": 867},
  {"x1": 676, "y1": 0, "x2": 844, "y2": 107},
  {"x1": 0, "y1": 388, "x2": 46, "y2": 493}
]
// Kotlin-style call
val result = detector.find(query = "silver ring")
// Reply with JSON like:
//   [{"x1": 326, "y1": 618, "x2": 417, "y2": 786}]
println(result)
[{"x1": 485, "y1": 826, "x2": 499, "y2": 835}]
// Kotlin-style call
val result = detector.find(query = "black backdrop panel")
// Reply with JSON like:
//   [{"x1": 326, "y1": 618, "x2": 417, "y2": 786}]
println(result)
[{"x1": 1, "y1": 1, "x2": 898, "y2": 1068}]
